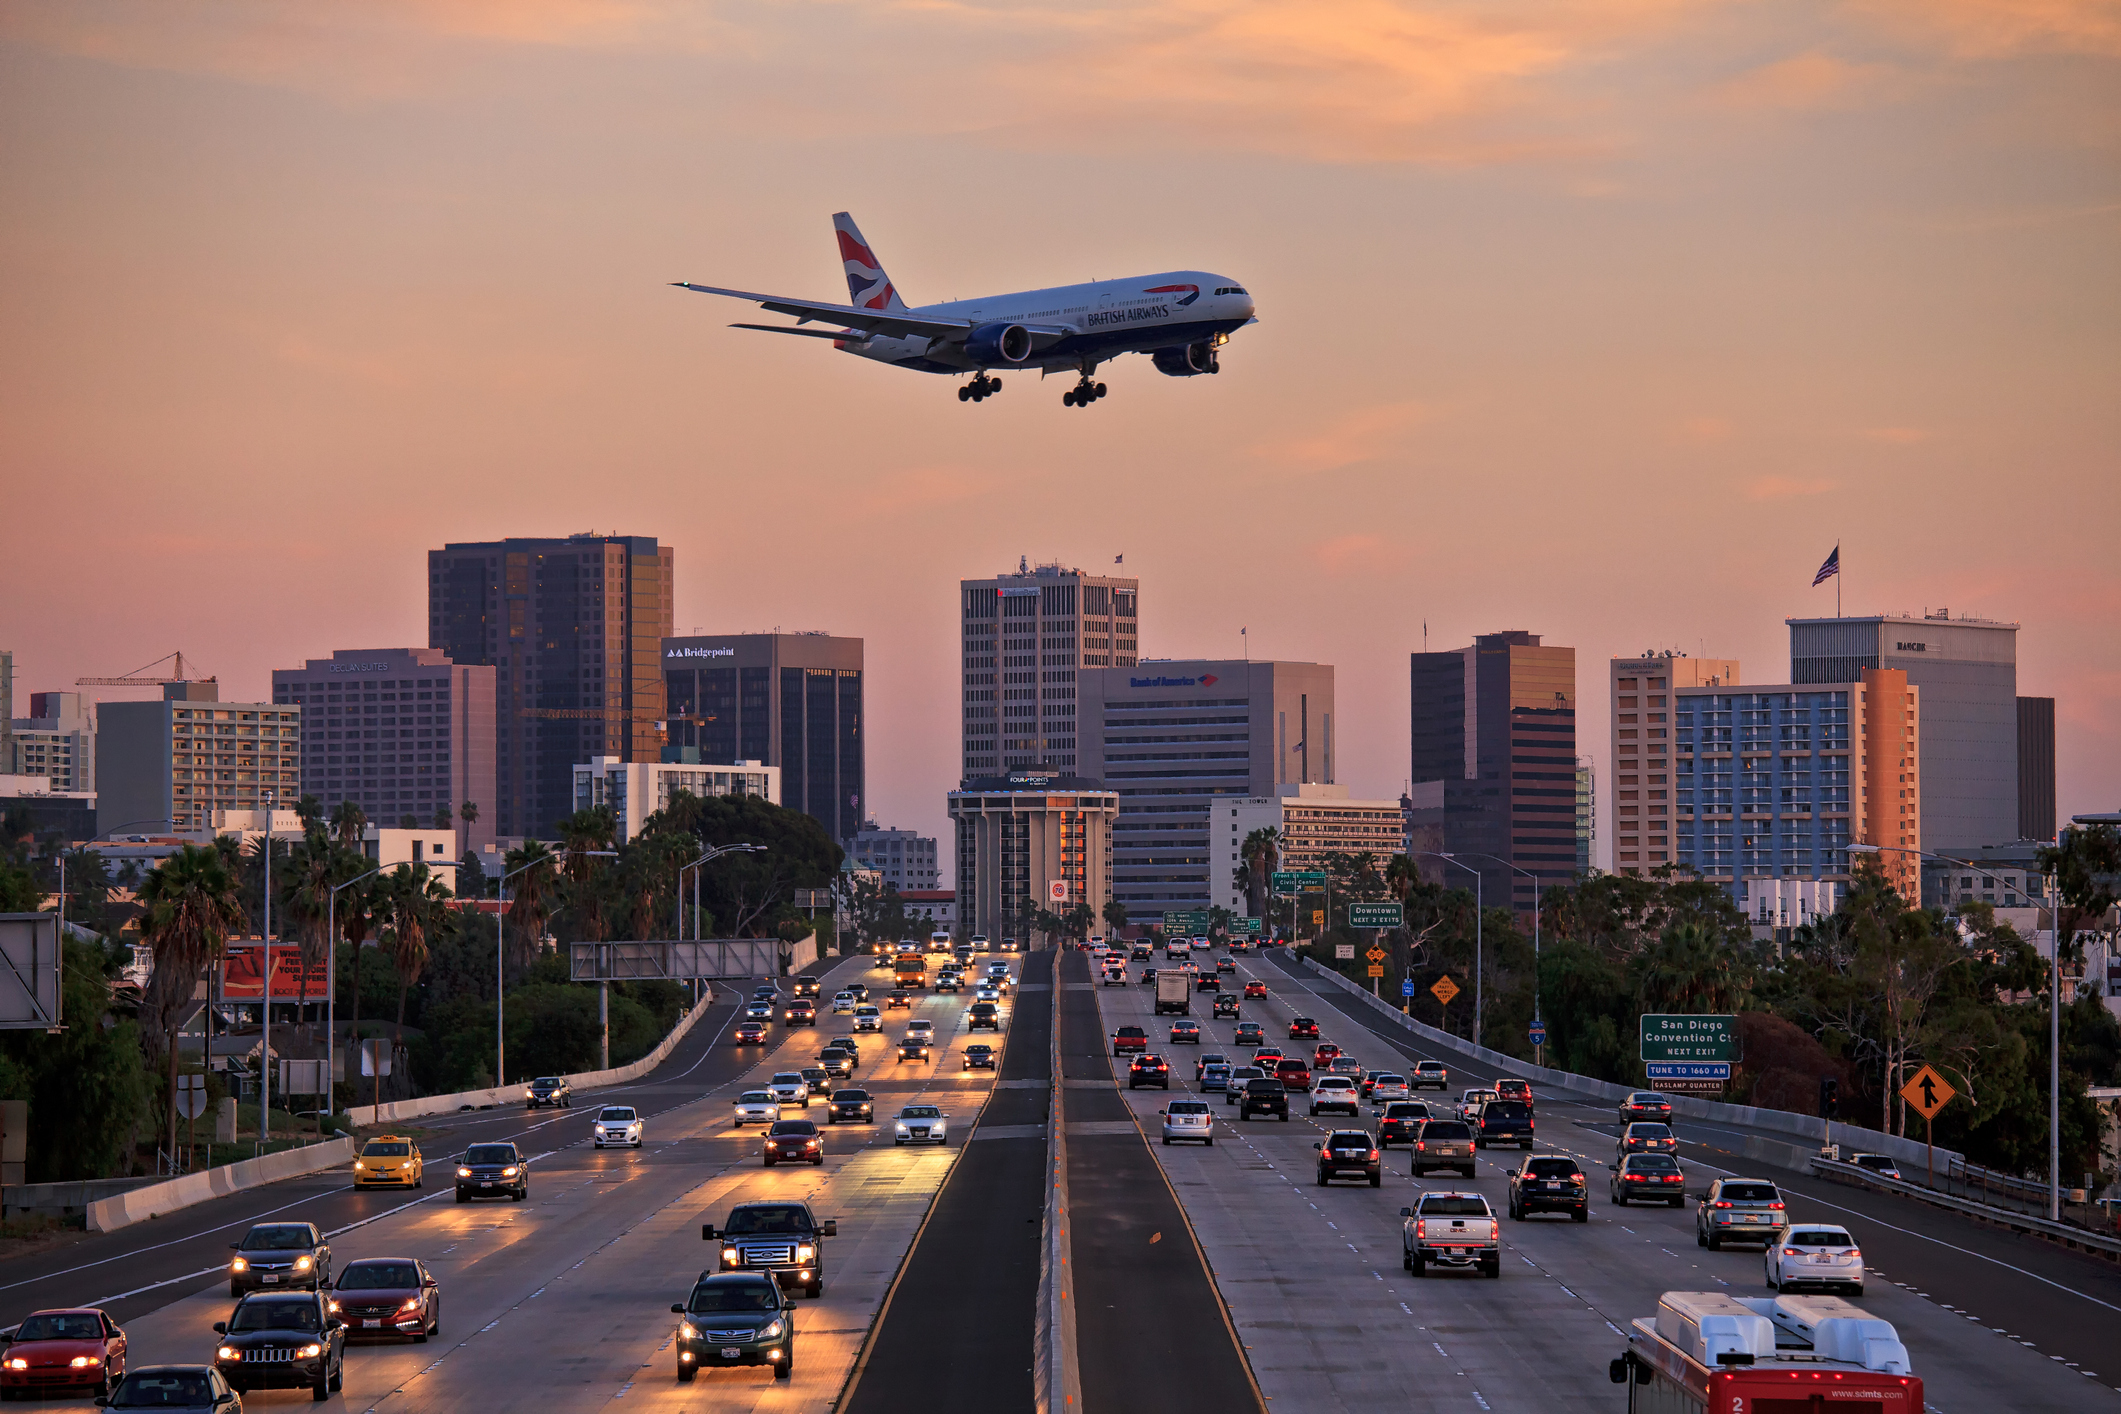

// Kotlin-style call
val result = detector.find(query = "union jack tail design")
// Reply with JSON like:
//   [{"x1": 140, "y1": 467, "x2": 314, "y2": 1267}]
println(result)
[{"x1": 833, "y1": 212, "x2": 907, "y2": 312}]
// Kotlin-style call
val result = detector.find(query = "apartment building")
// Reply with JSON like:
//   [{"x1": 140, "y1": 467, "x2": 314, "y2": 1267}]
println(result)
[
  {"x1": 843, "y1": 821, "x2": 940, "y2": 892},
  {"x1": 1608, "y1": 654, "x2": 1740, "y2": 872},
  {"x1": 1210, "y1": 784, "x2": 1406, "y2": 914},
  {"x1": 11, "y1": 691, "x2": 94, "y2": 793},
  {"x1": 99, "y1": 682, "x2": 301, "y2": 835},
  {"x1": 960, "y1": 560, "x2": 1139, "y2": 778},
  {"x1": 571, "y1": 756, "x2": 780, "y2": 844}
]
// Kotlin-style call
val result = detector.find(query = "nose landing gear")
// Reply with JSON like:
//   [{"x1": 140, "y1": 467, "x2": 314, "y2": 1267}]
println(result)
[
  {"x1": 958, "y1": 374, "x2": 1003, "y2": 403},
  {"x1": 1062, "y1": 377, "x2": 1108, "y2": 408}
]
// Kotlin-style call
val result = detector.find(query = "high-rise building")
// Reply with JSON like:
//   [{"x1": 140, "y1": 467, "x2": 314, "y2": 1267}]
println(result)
[
  {"x1": 1077, "y1": 658, "x2": 1333, "y2": 924},
  {"x1": 843, "y1": 821, "x2": 940, "y2": 892},
  {"x1": 428, "y1": 534, "x2": 674, "y2": 840},
  {"x1": 1672, "y1": 667, "x2": 1920, "y2": 901},
  {"x1": 2017, "y1": 696, "x2": 2056, "y2": 842},
  {"x1": 272, "y1": 649, "x2": 497, "y2": 853},
  {"x1": 1410, "y1": 631, "x2": 1576, "y2": 911},
  {"x1": 1788, "y1": 613, "x2": 2016, "y2": 852},
  {"x1": 960, "y1": 560, "x2": 1138, "y2": 779},
  {"x1": 1211, "y1": 785, "x2": 1406, "y2": 914},
  {"x1": 947, "y1": 769, "x2": 1119, "y2": 940},
  {"x1": 0, "y1": 650, "x2": 14, "y2": 779},
  {"x1": 99, "y1": 682, "x2": 301, "y2": 835},
  {"x1": 1575, "y1": 757, "x2": 1595, "y2": 876},
  {"x1": 11, "y1": 692, "x2": 94, "y2": 793},
  {"x1": 661, "y1": 633, "x2": 864, "y2": 843},
  {"x1": 1607, "y1": 654, "x2": 1740, "y2": 872},
  {"x1": 571, "y1": 757, "x2": 779, "y2": 845}
]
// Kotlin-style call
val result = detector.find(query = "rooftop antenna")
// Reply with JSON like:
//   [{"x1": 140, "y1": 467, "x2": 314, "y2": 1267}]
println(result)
[{"x1": 1019, "y1": 554, "x2": 1029, "y2": 574}]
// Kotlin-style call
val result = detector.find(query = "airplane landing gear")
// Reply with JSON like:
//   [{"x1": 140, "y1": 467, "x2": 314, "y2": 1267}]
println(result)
[
  {"x1": 958, "y1": 374, "x2": 1003, "y2": 403},
  {"x1": 1062, "y1": 377, "x2": 1108, "y2": 408}
]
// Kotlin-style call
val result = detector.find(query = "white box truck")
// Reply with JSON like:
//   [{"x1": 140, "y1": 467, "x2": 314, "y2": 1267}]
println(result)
[{"x1": 1155, "y1": 971, "x2": 1191, "y2": 1015}]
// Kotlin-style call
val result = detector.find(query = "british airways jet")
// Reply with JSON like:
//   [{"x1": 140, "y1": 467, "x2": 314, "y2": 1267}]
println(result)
[{"x1": 674, "y1": 213, "x2": 1256, "y2": 407}]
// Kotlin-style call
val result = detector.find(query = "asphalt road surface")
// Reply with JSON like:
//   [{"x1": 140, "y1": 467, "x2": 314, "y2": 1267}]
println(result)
[{"x1": 1085, "y1": 946, "x2": 2119, "y2": 1411}]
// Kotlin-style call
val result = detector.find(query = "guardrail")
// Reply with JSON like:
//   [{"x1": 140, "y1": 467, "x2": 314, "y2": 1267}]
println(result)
[
  {"x1": 88, "y1": 993, "x2": 713, "y2": 1233},
  {"x1": 1294, "y1": 956, "x2": 1961, "y2": 1180},
  {"x1": 1809, "y1": 1155, "x2": 2121, "y2": 1262}
]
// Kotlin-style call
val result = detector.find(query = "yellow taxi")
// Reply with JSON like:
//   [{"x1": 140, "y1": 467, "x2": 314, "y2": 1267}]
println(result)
[{"x1": 353, "y1": 1135, "x2": 423, "y2": 1189}]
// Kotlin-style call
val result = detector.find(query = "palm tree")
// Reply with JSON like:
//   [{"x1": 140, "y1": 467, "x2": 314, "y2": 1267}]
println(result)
[
  {"x1": 559, "y1": 808, "x2": 618, "y2": 943},
  {"x1": 339, "y1": 878, "x2": 376, "y2": 1076},
  {"x1": 279, "y1": 835, "x2": 340, "y2": 1041},
  {"x1": 503, "y1": 840, "x2": 557, "y2": 976},
  {"x1": 138, "y1": 844, "x2": 245, "y2": 1157},
  {"x1": 1241, "y1": 827, "x2": 1281, "y2": 920},
  {"x1": 379, "y1": 865, "x2": 445, "y2": 1090},
  {"x1": 330, "y1": 800, "x2": 367, "y2": 852}
]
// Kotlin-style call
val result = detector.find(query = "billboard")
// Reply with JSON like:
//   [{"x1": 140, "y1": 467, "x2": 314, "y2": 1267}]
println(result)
[
  {"x1": 0, "y1": 915, "x2": 63, "y2": 1030},
  {"x1": 216, "y1": 943, "x2": 333, "y2": 1004}
]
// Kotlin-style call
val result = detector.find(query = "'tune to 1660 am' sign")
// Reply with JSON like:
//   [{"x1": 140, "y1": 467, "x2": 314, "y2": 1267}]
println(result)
[{"x1": 1638, "y1": 1013, "x2": 1736, "y2": 1063}]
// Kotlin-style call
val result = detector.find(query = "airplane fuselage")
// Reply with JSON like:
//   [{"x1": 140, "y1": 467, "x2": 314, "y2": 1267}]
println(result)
[{"x1": 843, "y1": 271, "x2": 1255, "y2": 375}]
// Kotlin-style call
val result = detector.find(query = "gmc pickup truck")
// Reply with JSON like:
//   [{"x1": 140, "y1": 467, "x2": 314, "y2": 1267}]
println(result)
[{"x1": 1401, "y1": 1191, "x2": 1500, "y2": 1279}]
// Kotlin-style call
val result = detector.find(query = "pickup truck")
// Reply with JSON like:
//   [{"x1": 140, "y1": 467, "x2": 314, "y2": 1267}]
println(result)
[
  {"x1": 1401, "y1": 1191, "x2": 1500, "y2": 1278},
  {"x1": 1111, "y1": 1025, "x2": 1149, "y2": 1057},
  {"x1": 703, "y1": 1201, "x2": 838, "y2": 1299},
  {"x1": 1154, "y1": 971, "x2": 1191, "y2": 1015}
]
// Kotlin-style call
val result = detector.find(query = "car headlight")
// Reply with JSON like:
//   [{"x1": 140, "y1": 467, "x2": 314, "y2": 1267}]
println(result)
[
  {"x1": 722, "y1": 1249, "x2": 739, "y2": 1265},
  {"x1": 762, "y1": 1319, "x2": 785, "y2": 1339},
  {"x1": 400, "y1": 1297, "x2": 423, "y2": 1313},
  {"x1": 796, "y1": 1244, "x2": 815, "y2": 1261},
  {"x1": 294, "y1": 1255, "x2": 313, "y2": 1271},
  {"x1": 896, "y1": 1123, "x2": 909, "y2": 1132},
  {"x1": 679, "y1": 1323, "x2": 697, "y2": 1340},
  {"x1": 69, "y1": 1356, "x2": 101, "y2": 1369},
  {"x1": 3, "y1": 1358, "x2": 25, "y2": 1370},
  {"x1": 298, "y1": 1344, "x2": 322, "y2": 1359},
  {"x1": 354, "y1": 1160, "x2": 366, "y2": 1170},
  {"x1": 502, "y1": 1166, "x2": 520, "y2": 1177},
  {"x1": 458, "y1": 1167, "x2": 473, "y2": 1178},
  {"x1": 230, "y1": 1256, "x2": 249, "y2": 1272}
]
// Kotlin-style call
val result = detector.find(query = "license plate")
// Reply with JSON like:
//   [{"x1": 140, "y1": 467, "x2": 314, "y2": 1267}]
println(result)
[
  {"x1": 720, "y1": 1348, "x2": 741, "y2": 1360},
  {"x1": 1542, "y1": 1182, "x2": 1560, "y2": 1189},
  {"x1": 481, "y1": 1180, "x2": 496, "y2": 1188},
  {"x1": 1742, "y1": 1215, "x2": 1762, "y2": 1223},
  {"x1": 363, "y1": 1319, "x2": 380, "y2": 1328},
  {"x1": 263, "y1": 1275, "x2": 281, "y2": 1284},
  {"x1": 1813, "y1": 1255, "x2": 1836, "y2": 1263}
]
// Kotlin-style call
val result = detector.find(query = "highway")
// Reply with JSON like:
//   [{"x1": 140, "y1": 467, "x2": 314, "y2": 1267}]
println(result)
[
  {"x1": 1085, "y1": 945, "x2": 2119, "y2": 1412},
  {"x1": 2, "y1": 947, "x2": 1009, "y2": 1412}
]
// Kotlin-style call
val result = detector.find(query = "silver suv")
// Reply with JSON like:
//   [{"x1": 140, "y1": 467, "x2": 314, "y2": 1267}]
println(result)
[{"x1": 1696, "y1": 1176, "x2": 1787, "y2": 1249}]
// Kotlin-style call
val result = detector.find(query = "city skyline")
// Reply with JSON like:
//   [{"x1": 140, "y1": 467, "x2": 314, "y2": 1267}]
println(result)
[{"x1": 3, "y1": 2, "x2": 2114, "y2": 856}]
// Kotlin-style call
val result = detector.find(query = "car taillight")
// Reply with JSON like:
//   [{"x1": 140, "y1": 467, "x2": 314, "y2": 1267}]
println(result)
[
  {"x1": 1714, "y1": 1199, "x2": 1731, "y2": 1206},
  {"x1": 1368, "y1": 1150, "x2": 1380, "y2": 1161},
  {"x1": 1768, "y1": 1201, "x2": 1785, "y2": 1210},
  {"x1": 1847, "y1": 1249, "x2": 1861, "y2": 1260},
  {"x1": 1663, "y1": 1175, "x2": 1682, "y2": 1183},
  {"x1": 1416, "y1": 1220, "x2": 1427, "y2": 1238},
  {"x1": 1416, "y1": 1141, "x2": 1426, "y2": 1151}
]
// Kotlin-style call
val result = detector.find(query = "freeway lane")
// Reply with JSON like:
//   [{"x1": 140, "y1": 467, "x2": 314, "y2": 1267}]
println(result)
[
  {"x1": 1, "y1": 947, "x2": 1014, "y2": 1413},
  {"x1": 1259, "y1": 948, "x2": 2121, "y2": 1383},
  {"x1": 1088, "y1": 949, "x2": 2108, "y2": 1411}
]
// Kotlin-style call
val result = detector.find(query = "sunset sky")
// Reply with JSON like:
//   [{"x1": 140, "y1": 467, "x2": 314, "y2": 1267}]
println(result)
[{"x1": 3, "y1": 1, "x2": 2116, "y2": 857}]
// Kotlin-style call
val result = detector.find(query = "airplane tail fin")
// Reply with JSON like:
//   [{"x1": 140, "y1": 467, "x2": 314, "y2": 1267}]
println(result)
[{"x1": 833, "y1": 212, "x2": 907, "y2": 312}]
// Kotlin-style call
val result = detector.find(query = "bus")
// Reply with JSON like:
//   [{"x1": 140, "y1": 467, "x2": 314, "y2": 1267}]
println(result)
[
  {"x1": 1612, "y1": 1291, "x2": 1920, "y2": 1414},
  {"x1": 894, "y1": 953, "x2": 927, "y2": 990}
]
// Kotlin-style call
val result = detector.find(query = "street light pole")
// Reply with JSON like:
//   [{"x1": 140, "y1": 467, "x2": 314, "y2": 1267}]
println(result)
[
  {"x1": 674, "y1": 844, "x2": 766, "y2": 1006},
  {"x1": 1413, "y1": 852, "x2": 1483, "y2": 1043},
  {"x1": 1851, "y1": 839, "x2": 2061, "y2": 1217},
  {"x1": 260, "y1": 791, "x2": 274, "y2": 1155},
  {"x1": 495, "y1": 848, "x2": 617, "y2": 1089},
  {"x1": 1456, "y1": 852, "x2": 1542, "y2": 1066},
  {"x1": 325, "y1": 865, "x2": 384, "y2": 1134}
]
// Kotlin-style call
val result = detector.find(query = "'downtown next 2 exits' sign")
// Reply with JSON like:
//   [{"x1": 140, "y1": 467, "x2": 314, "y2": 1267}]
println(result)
[{"x1": 1639, "y1": 1014, "x2": 1737, "y2": 1063}]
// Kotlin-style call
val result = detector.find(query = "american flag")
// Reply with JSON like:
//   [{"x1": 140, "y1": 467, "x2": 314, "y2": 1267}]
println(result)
[{"x1": 1812, "y1": 545, "x2": 1840, "y2": 587}]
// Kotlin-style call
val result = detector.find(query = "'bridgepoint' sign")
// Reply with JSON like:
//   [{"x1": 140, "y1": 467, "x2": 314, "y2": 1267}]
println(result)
[{"x1": 1639, "y1": 1014, "x2": 1737, "y2": 1063}]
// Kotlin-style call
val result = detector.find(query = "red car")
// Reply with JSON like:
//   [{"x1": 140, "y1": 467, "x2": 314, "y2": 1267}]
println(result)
[
  {"x1": 1243, "y1": 980, "x2": 1268, "y2": 999},
  {"x1": 0, "y1": 1309, "x2": 126, "y2": 1398},
  {"x1": 328, "y1": 1257, "x2": 441, "y2": 1342},
  {"x1": 1252, "y1": 1047, "x2": 1285, "y2": 1070},
  {"x1": 1288, "y1": 1017, "x2": 1319, "y2": 1039},
  {"x1": 1313, "y1": 1043, "x2": 1342, "y2": 1067},
  {"x1": 734, "y1": 1021, "x2": 768, "y2": 1045},
  {"x1": 1111, "y1": 1026, "x2": 1148, "y2": 1056},
  {"x1": 1494, "y1": 1078, "x2": 1534, "y2": 1109},
  {"x1": 1274, "y1": 1058, "x2": 1313, "y2": 1092}
]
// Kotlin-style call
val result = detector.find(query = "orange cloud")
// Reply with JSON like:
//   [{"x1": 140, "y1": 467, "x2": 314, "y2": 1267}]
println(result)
[
  {"x1": 1746, "y1": 475, "x2": 1838, "y2": 499},
  {"x1": 1256, "y1": 401, "x2": 1435, "y2": 473},
  {"x1": 1673, "y1": 416, "x2": 1735, "y2": 446},
  {"x1": 1715, "y1": 50, "x2": 1905, "y2": 110},
  {"x1": 1310, "y1": 532, "x2": 1407, "y2": 575},
  {"x1": 1860, "y1": 426, "x2": 1931, "y2": 444}
]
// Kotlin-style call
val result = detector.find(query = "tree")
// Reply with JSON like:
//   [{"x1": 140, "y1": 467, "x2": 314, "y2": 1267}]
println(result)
[
  {"x1": 0, "y1": 940, "x2": 153, "y2": 1180},
  {"x1": 1102, "y1": 897, "x2": 1131, "y2": 938},
  {"x1": 137, "y1": 844, "x2": 244, "y2": 1155},
  {"x1": 379, "y1": 864, "x2": 447, "y2": 1077},
  {"x1": 502, "y1": 840, "x2": 557, "y2": 978},
  {"x1": 295, "y1": 796, "x2": 322, "y2": 830},
  {"x1": 557, "y1": 808, "x2": 618, "y2": 943},
  {"x1": 1240, "y1": 828, "x2": 1280, "y2": 919},
  {"x1": 641, "y1": 793, "x2": 841, "y2": 937},
  {"x1": 330, "y1": 800, "x2": 367, "y2": 851},
  {"x1": 432, "y1": 806, "x2": 453, "y2": 831},
  {"x1": 396, "y1": 814, "x2": 419, "y2": 831},
  {"x1": 459, "y1": 800, "x2": 480, "y2": 833},
  {"x1": 278, "y1": 835, "x2": 344, "y2": 1041}
]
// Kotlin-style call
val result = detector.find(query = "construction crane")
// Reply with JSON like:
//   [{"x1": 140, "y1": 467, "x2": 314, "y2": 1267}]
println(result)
[{"x1": 77, "y1": 651, "x2": 215, "y2": 689}]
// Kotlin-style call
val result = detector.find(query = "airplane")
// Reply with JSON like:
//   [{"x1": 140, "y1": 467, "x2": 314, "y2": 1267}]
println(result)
[{"x1": 674, "y1": 213, "x2": 1257, "y2": 408}]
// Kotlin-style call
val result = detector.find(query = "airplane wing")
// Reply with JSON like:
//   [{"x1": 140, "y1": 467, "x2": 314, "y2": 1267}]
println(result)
[
  {"x1": 730, "y1": 323, "x2": 871, "y2": 342},
  {"x1": 673, "y1": 282, "x2": 969, "y2": 341}
]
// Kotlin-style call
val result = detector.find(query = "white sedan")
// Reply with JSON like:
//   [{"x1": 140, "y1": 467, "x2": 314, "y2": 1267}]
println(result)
[
  {"x1": 905, "y1": 1019, "x2": 936, "y2": 1042},
  {"x1": 593, "y1": 1106, "x2": 644, "y2": 1148},
  {"x1": 768, "y1": 1073, "x2": 811, "y2": 1108},
  {"x1": 732, "y1": 1091, "x2": 782, "y2": 1127},
  {"x1": 831, "y1": 991, "x2": 858, "y2": 1013},
  {"x1": 894, "y1": 1105, "x2": 948, "y2": 1146},
  {"x1": 1766, "y1": 1224, "x2": 1865, "y2": 1296}
]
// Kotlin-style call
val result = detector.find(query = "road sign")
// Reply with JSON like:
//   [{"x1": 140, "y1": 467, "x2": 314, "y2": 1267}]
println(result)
[
  {"x1": 1366, "y1": 964, "x2": 1385, "y2": 977},
  {"x1": 175, "y1": 1074, "x2": 209, "y2": 1120},
  {"x1": 1900, "y1": 1064, "x2": 1955, "y2": 1121},
  {"x1": 1639, "y1": 1014, "x2": 1737, "y2": 1063},
  {"x1": 1049, "y1": 880, "x2": 1069, "y2": 903},
  {"x1": 1430, "y1": 976, "x2": 1461, "y2": 1006},
  {"x1": 1365, "y1": 947, "x2": 1387, "y2": 962},
  {"x1": 1310, "y1": 911, "x2": 1325, "y2": 926},
  {"x1": 1646, "y1": 1062, "x2": 1731, "y2": 1083},
  {"x1": 1401, "y1": 979, "x2": 1416, "y2": 998},
  {"x1": 1233, "y1": 917, "x2": 1262, "y2": 935},
  {"x1": 1529, "y1": 1025, "x2": 1547, "y2": 1047},
  {"x1": 1272, "y1": 870, "x2": 1327, "y2": 890},
  {"x1": 1349, "y1": 902, "x2": 1403, "y2": 929},
  {"x1": 1334, "y1": 944, "x2": 1355, "y2": 959},
  {"x1": 0, "y1": 914, "x2": 63, "y2": 1030}
]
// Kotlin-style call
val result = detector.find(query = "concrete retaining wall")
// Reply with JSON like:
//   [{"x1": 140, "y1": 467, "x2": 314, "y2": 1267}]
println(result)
[
  {"x1": 1298, "y1": 957, "x2": 1960, "y2": 1179},
  {"x1": 88, "y1": 993, "x2": 712, "y2": 1234},
  {"x1": 3, "y1": 1176, "x2": 169, "y2": 1221}
]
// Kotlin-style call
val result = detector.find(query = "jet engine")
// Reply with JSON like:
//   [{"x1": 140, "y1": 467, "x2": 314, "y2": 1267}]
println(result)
[
  {"x1": 964, "y1": 322, "x2": 1033, "y2": 366},
  {"x1": 1152, "y1": 342, "x2": 1219, "y2": 376}
]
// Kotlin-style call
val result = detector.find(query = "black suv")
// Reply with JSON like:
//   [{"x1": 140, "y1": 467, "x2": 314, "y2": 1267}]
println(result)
[
  {"x1": 455, "y1": 1142, "x2": 528, "y2": 1203},
  {"x1": 1239, "y1": 1077, "x2": 1289, "y2": 1122},
  {"x1": 704, "y1": 1201, "x2": 838, "y2": 1299},
  {"x1": 792, "y1": 976, "x2": 821, "y2": 997},
  {"x1": 1128, "y1": 1055, "x2": 1171, "y2": 1089},
  {"x1": 525, "y1": 1076, "x2": 571, "y2": 1109},
  {"x1": 1313, "y1": 1130, "x2": 1383, "y2": 1187},
  {"x1": 827, "y1": 1089, "x2": 874, "y2": 1124},
  {"x1": 228, "y1": 1223, "x2": 330, "y2": 1298},
  {"x1": 212, "y1": 1292, "x2": 344, "y2": 1400},
  {"x1": 1508, "y1": 1155, "x2": 1589, "y2": 1222},
  {"x1": 673, "y1": 1274, "x2": 795, "y2": 1383},
  {"x1": 1474, "y1": 1099, "x2": 1535, "y2": 1150},
  {"x1": 1376, "y1": 1100, "x2": 1432, "y2": 1149}
]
